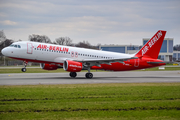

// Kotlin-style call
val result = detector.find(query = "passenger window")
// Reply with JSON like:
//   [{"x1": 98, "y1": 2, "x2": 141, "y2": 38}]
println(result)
[
  {"x1": 14, "y1": 45, "x2": 17, "y2": 48},
  {"x1": 18, "y1": 45, "x2": 21, "y2": 48}
]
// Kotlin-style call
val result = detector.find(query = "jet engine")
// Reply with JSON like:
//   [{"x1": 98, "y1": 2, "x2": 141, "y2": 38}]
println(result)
[
  {"x1": 63, "y1": 60, "x2": 82, "y2": 72},
  {"x1": 40, "y1": 63, "x2": 58, "y2": 70}
]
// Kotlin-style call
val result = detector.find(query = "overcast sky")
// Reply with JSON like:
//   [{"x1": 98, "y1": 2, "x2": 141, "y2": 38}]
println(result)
[{"x1": 0, "y1": 0, "x2": 180, "y2": 45}]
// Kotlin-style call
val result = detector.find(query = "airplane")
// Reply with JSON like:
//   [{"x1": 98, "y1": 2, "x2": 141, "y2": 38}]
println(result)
[{"x1": 1, "y1": 30, "x2": 166, "y2": 79}]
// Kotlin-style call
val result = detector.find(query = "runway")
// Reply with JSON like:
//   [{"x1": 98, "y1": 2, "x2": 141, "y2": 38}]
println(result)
[{"x1": 0, "y1": 71, "x2": 180, "y2": 85}]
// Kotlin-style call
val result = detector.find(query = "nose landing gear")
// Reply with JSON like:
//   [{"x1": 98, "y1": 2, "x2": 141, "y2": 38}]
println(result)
[
  {"x1": 21, "y1": 68, "x2": 26, "y2": 72},
  {"x1": 21, "y1": 61, "x2": 28, "y2": 72}
]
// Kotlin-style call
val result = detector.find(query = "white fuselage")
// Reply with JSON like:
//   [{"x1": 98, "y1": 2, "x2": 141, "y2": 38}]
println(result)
[{"x1": 2, "y1": 41, "x2": 133, "y2": 65}]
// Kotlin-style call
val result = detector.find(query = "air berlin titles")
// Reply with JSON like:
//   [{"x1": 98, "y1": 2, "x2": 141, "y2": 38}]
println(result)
[
  {"x1": 142, "y1": 31, "x2": 162, "y2": 56},
  {"x1": 37, "y1": 44, "x2": 69, "y2": 52}
]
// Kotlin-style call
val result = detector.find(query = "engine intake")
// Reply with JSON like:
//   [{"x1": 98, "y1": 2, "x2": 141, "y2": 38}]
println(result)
[{"x1": 63, "y1": 60, "x2": 82, "y2": 72}]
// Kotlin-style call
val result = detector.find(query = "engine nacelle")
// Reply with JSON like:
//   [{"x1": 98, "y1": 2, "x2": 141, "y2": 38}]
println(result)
[
  {"x1": 63, "y1": 60, "x2": 82, "y2": 72},
  {"x1": 40, "y1": 63, "x2": 58, "y2": 70}
]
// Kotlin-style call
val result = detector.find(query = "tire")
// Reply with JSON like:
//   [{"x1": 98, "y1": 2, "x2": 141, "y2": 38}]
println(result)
[
  {"x1": 21, "y1": 68, "x2": 26, "y2": 72},
  {"x1": 70, "y1": 72, "x2": 77, "y2": 78},
  {"x1": 85, "y1": 73, "x2": 93, "y2": 79}
]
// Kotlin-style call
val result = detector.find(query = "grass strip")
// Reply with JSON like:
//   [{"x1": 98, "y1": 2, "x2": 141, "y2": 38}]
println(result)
[{"x1": 0, "y1": 83, "x2": 180, "y2": 119}]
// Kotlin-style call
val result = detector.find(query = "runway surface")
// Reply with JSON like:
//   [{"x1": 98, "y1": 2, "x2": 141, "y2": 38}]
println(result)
[{"x1": 0, "y1": 71, "x2": 180, "y2": 85}]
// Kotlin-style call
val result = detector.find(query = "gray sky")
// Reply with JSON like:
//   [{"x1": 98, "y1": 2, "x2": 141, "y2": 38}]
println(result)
[{"x1": 0, "y1": 0, "x2": 180, "y2": 45}]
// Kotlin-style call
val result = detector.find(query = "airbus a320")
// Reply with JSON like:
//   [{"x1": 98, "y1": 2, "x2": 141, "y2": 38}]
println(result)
[{"x1": 1, "y1": 30, "x2": 166, "y2": 79}]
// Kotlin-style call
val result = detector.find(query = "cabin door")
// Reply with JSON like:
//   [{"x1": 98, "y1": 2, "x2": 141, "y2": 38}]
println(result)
[{"x1": 27, "y1": 43, "x2": 33, "y2": 54}]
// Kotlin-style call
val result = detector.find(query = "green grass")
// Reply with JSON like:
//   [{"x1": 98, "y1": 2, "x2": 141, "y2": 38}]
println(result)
[{"x1": 0, "y1": 83, "x2": 180, "y2": 120}]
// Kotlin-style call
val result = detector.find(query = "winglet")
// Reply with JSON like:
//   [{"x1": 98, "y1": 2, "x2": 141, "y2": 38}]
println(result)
[{"x1": 135, "y1": 30, "x2": 166, "y2": 59}]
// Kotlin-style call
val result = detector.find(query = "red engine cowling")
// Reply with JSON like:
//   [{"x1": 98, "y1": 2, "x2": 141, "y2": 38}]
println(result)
[
  {"x1": 40, "y1": 63, "x2": 58, "y2": 70},
  {"x1": 63, "y1": 60, "x2": 82, "y2": 72}
]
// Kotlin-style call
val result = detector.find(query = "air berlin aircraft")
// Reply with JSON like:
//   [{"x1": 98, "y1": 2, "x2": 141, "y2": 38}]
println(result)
[{"x1": 1, "y1": 30, "x2": 166, "y2": 78}]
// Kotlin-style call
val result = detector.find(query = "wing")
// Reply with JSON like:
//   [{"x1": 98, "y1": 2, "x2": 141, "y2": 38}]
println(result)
[
  {"x1": 74, "y1": 57, "x2": 138, "y2": 68},
  {"x1": 54, "y1": 55, "x2": 138, "y2": 69}
]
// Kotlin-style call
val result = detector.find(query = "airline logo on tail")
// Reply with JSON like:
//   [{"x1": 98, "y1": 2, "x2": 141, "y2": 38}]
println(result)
[
  {"x1": 142, "y1": 31, "x2": 162, "y2": 56},
  {"x1": 135, "y1": 30, "x2": 166, "y2": 59}
]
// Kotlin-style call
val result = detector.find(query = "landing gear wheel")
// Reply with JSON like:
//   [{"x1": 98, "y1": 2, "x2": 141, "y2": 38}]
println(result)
[
  {"x1": 85, "y1": 73, "x2": 93, "y2": 79},
  {"x1": 69, "y1": 72, "x2": 77, "y2": 78},
  {"x1": 21, "y1": 68, "x2": 26, "y2": 72},
  {"x1": 21, "y1": 61, "x2": 28, "y2": 72}
]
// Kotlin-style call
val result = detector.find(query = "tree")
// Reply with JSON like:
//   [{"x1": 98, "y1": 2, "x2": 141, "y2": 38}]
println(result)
[
  {"x1": 0, "y1": 31, "x2": 13, "y2": 56},
  {"x1": 0, "y1": 39, "x2": 14, "y2": 56},
  {"x1": 75, "y1": 40, "x2": 98, "y2": 49},
  {"x1": 75, "y1": 41, "x2": 90, "y2": 48},
  {"x1": 0, "y1": 30, "x2": 6, "y2": 43},
  {"x1": 28, "y1": 34, "x2": 52, "y2": 43},
  {"x1": 55, "y1": 37, "x2": 72, "y2": 46},
  {"x1": 173, "y1": 44, "x2": 180, "y2": 51}
]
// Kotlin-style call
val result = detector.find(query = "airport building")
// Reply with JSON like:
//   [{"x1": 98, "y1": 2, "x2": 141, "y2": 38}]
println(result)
[
  {"x1": 100, "y1": 38, "x2": 180, "y2": 62},
  {"x1": 173, "y1": 51, "x2": 180, "y2": 61}
]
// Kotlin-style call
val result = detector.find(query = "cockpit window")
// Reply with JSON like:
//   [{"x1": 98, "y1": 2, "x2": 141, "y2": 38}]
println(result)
[{"x1": 9, "y1": 44, "x2": 21, "y2": 48}]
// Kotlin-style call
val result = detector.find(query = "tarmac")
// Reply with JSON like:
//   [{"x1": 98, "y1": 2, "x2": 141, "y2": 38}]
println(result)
[{"x1": 0, "y1": 71, "x2": 180, "y2": 85}]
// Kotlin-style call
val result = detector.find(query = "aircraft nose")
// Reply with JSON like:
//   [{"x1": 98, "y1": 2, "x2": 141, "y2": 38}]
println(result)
[{"x1": 1, "y1": 47, "x2": 8, "y2": 56}]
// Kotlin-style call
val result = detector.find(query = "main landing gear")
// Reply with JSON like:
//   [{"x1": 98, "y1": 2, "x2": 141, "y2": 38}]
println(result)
[
  {"x1": 69, "y1": 68, "x2": 93, "y2": 79},
  {"x1": 85, "y1": 73, "x2": 93, "y2": 79},
  {"x1": 21, "y1": 61, "x2": 28, "y2": 72},
  {"x1": 85, "y1": 67, "x2": 93, "y2": 79}
]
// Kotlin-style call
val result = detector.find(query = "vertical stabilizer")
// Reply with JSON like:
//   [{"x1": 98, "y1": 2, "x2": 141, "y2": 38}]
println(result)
[{"x1": 135, "y1": 30, "x2": 166, "y2": 59}]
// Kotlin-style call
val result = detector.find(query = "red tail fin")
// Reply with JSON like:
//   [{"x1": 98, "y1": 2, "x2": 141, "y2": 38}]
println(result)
[{"x1": 135, "y1": 30, "x2": 166, "y2": 59}]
